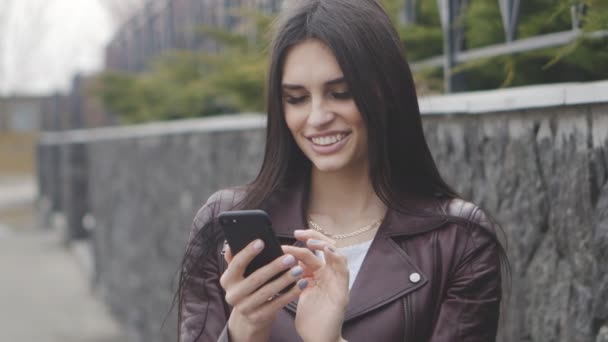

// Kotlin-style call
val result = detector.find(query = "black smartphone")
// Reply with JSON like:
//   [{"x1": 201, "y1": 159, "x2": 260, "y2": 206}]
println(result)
[{"x1": 218, "y1": 210, "x2": 285, "y2": 277}]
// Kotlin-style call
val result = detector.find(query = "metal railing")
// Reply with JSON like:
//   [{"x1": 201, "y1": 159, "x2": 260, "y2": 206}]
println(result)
[{"x1": 412, "y1": 0, "x2": 607, "y2": 92}]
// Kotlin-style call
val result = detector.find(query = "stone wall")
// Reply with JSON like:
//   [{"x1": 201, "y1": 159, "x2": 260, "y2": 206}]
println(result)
[
  {"x1": 38, "y1": 83, "x2": 608, "y2": 342},
  {"x1": 424, "y1": 105, "x2": 608, "y2": 342}
]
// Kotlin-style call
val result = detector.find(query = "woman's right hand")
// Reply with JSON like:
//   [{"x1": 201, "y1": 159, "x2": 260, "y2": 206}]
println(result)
[{"x1": 220, "y1": 239, "x2": 308, "y2": 342}]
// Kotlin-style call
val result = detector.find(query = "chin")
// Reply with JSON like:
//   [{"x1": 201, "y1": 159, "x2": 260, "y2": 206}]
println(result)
[{"x1": 309, "y1": 157, "x2": 349, "y2": 173}]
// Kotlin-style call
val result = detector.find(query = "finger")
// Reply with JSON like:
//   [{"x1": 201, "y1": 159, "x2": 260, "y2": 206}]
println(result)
[
  {"x1": 293, "y1": 229, "x2": 336, "y2": 245},
  {"x1": 305, "y1": 238, "x2": 332, "y2": 251},
  {"x1": 323, "y1": 245, "x2": 349, "y2": 276},
  {"x1": 282, "y1": 245, "x2": 324, "y2": 271},
  {"x1": 220, "y1": 239, "x2": 264, "y2": 288},
  {"x1": 225, "y1": 253, "x2": 298, "y2": 306},
  {"x1": 322, "y1": 246, "x2": 349, "y2": 307},
  {"x1": 240, "y1": 264, "x2": 305, "y2": 312},
  {"x1": 222, "y1": 242, "x2": 233, "y2": 263},
  {"x1": 255, "y1": 278, "x2": 309, "y2": 317},
  {"x1": 303, "y1": 239, "x2": 335, "y2": 269}
]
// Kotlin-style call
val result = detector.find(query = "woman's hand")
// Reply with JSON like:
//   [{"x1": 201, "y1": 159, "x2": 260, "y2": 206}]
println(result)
[
  {"x1": 282, "y1": 229, "x2": 350, "y2": 342},
  {"x1": 220, "y1": 239, "x2": 308, "y2": 342}
]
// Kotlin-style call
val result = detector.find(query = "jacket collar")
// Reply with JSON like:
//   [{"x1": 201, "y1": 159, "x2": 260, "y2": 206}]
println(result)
[{"x1": 263, "y1": 181, "x2": 448, "y2": 321}]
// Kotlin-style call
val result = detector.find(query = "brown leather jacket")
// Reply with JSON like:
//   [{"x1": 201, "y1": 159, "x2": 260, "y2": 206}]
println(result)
[{"x1": 180, "y1": 186, "x2": 502, "y2": 342}]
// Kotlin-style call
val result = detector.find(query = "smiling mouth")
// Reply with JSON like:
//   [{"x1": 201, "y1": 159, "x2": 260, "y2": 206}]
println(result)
[{"x1": 309, "y1": 133, "x2": 350, "y2": 146}]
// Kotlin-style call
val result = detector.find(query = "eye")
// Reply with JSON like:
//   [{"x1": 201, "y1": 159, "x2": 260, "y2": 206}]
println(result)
[
  {"x1": 284, "y1": 95, "x2": 307, "y2": 105},
  {"x1": 330, "y1": 91, "x2": 352, "y2": 100}
]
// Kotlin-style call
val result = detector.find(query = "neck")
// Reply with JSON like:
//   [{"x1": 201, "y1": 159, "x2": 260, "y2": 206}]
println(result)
[{"x1": 307, "y1": 163, "x2": 386, "y2": 228}]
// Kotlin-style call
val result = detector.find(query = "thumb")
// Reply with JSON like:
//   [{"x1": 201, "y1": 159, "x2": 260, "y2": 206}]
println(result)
[{"x1": 222, "y1": 241, "x2": 233, "y2": 263}]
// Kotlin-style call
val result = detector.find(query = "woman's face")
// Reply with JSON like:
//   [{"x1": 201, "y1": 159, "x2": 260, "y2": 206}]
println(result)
[{"x1": 282, "y1": 39, "x2": 368, "y2": 174}]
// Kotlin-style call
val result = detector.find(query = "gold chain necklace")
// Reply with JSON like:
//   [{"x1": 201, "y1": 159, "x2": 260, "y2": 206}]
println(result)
[{"x1": 307, "y1": 217, "x2": 382, "y2": 239}]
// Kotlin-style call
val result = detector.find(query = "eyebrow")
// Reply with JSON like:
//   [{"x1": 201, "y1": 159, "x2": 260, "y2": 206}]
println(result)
[{"x1": 282, "y1": 76, "x2": 346, "y2": 90}]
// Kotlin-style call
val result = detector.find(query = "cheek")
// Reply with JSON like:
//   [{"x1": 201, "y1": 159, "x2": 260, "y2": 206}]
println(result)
[
  {"x1": 347, "y1": 108, "x2": 368, "y2": 146},
  {"x1": 344, "y1": 104, "x2": 366, "y2": 132},
  {"x1": 284, "y1": 108, "x2": 302, "y2": 137}
]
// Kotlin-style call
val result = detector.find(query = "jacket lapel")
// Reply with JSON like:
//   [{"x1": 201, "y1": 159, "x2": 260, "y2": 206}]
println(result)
[
  {"x1": 264, "y1": 182, "x2": 448, "y2": 321},
  {"x1": 343, "y1": 232, "x2": 426, "y2": 321}
]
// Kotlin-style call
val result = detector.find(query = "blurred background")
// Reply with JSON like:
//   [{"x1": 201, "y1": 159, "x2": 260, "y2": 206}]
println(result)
[{"x1": 1, "y1": 0, "x2": 607, "y2": 341}]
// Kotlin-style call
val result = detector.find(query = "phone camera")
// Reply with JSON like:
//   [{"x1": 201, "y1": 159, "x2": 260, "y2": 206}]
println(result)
[{"x1": 232, "y1": 219, "x2": 237, "y2": 223}]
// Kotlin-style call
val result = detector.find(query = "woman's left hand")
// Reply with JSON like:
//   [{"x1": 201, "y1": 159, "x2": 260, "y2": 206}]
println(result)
[{"x1": 282, "y1": 229, "x2": 349, "y2": 342}]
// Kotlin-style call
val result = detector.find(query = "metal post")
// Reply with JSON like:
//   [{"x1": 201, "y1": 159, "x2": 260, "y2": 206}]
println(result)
[
  {"x1": 438, "y1": 0, "x2": 468, "y2": 93},
  {"x1": 401, "y1": 0, "x2": 417, "y2": 25},
  {"x1": 498, "y1": 0, "x2": 520, "y2": 42},
  {"x1": 167, "y1": 0, "x2": 175, "y2": 50},
  {"x1": 271, "y1": 0, "x2": 281, "y2": 13},
  {"x1": 439, "y1": 0, "x2": 455, "y2": 92},
  {"x1": 571, "y1": 3, "x2": 586, "y2": 30}
]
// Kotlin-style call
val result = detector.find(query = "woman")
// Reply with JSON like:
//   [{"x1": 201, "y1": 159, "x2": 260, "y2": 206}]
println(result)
[{"x1": 178, "y1": 0, "x2": 507, "y2": 341}]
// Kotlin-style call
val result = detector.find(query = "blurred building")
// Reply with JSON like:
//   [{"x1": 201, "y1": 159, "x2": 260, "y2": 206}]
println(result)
[
  {"x1": 0, "y1": 96, "x2": 45, "y2": 133},
  {"x1": 0, "y1": 74, "x2": 117, "y2": 177},
  {"x1": 105, "y1": 0, "x2": 283, "y2": 72},
  {"x1": 0, "y1": 96, "x2": 42, "y2": 176},
  {"x1": 1, "y1": 76, "x2": 116, "y2": 134}
]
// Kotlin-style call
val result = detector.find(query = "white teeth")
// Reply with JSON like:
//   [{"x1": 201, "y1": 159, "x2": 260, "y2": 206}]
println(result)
[{"x1": 311, "y1": 134, "x2": 346, "y2": 146}]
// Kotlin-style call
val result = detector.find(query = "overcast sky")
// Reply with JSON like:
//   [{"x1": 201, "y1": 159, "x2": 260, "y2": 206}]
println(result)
[{"x1": 0, "y1": 0, "x2": 117, "y2": 96}]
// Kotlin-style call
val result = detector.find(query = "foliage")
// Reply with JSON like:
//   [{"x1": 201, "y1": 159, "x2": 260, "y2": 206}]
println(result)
[
  {"x1": 97, "y1": 1, "x2": 608, "y2": 123},
  {"x1": 95, "y1": 9, "x2": 270, "y2": 123}
]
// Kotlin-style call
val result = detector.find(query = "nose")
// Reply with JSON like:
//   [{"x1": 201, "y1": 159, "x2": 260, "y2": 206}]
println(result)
[{"x1": 308, "y1": 98, "x2": 334, "y2": 128}]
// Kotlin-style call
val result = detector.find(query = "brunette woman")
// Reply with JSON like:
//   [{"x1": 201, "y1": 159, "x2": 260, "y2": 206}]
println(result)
[{"x1": 178, "y1": 0, "x2": 507, "y2": 341}]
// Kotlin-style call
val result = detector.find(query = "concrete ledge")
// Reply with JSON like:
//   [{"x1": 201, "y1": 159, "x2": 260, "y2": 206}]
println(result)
[
  {"x1": 39, "y1": 113, "x2": 266, "y2": 145},
  {"x1": 39, "y1": 81, "x2": 608, "y2": 145},
  {"x1": 418, "y1": 79, "x2": 608, "y2": 114}
]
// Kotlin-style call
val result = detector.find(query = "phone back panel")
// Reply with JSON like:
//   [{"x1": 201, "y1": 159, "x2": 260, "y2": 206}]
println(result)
[{"x1": 219, "y1": 210, "x2": 284, "y2": 277}]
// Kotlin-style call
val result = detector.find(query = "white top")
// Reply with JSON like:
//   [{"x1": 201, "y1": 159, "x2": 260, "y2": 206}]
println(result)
[{"x1": 337, "y1": 240, "x2": 373, "y2": 290}]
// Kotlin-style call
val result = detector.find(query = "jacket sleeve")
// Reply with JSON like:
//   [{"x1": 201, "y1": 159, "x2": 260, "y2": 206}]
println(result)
[
  {"x1": 429, "y1": 205, "x2": 503, "y2": 342},
  {"x1": 180, "y1": 193, "x2": 232, "y2": 342}
]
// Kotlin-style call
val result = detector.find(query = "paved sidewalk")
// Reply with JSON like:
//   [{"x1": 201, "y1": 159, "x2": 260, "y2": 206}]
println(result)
[{"x1": 0, "y1": 228, "x2": 128, "y2": 342}]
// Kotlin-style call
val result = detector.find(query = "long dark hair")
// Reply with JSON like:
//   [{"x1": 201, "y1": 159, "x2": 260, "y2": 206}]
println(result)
[
  {"x1": 241, "y1": 0, "x2": 457, "y2": 210},
  {"x1": 174, "y1": 1, "x2": 509, "y2": 340}
]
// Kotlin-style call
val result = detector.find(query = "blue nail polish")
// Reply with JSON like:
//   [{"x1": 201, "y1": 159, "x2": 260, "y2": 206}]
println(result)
[
  {"x1": 308, "y1": 239, "x2": 322, "y2": 244},
  {"x1": 298, "y1": 279, "x2": 308, "y2": 290},
  {"x1": 291, "y1": 266, "x2": 303, "y2": 277}
]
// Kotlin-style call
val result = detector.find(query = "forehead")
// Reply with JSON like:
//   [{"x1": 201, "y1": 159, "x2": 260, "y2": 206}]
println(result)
[{"x1": 282, "y1": 39, "x2": 344, "y2": 85}]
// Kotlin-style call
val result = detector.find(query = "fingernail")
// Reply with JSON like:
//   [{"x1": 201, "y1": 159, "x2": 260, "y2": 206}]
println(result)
[
  {"x1": 253, "y1": 240, "x2": 264, "y2": 251},
  {"x1": 327, "y1": 246, "x2": 336, "y2": 253},
  {"x1": 282, "y1": 254, "x2": 296, "y2": 266},
  {"x1": 291, "y1": 266, "x2": 303, "y2": 277},
  {"x1": 298, "y1": 279, "x2": 308, "y2": 290},
  {"x1": 308, "y1": 239, "x2": 322, "y2": 244},
  {"x1": 294, "y1": 229, "x2": 304, "y2": 235}
]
